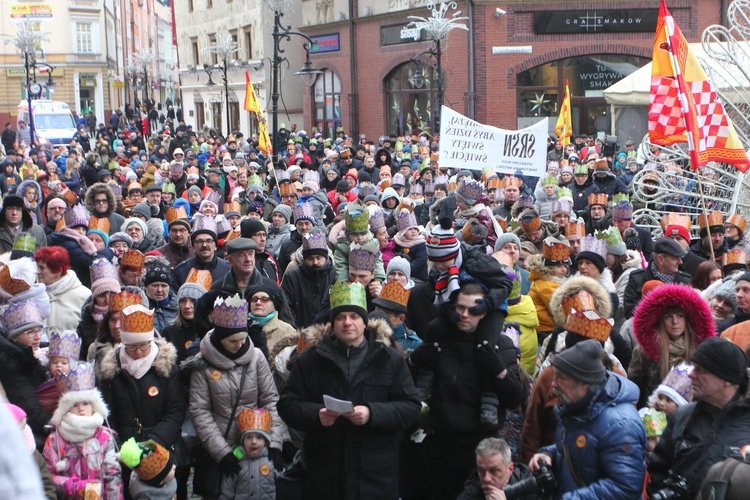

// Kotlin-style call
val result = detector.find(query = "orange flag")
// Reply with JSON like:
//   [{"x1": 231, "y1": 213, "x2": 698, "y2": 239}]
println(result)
[
  {"x1": 555, "y1": 80, "x2": 572, "y2": 146},
  {"x1": 648, "y1": 0, "x2": 749, "y2": 172}
]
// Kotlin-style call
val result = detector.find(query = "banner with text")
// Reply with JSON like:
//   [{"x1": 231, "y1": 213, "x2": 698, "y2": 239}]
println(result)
[{"x1": 439, "y1": 106, "x2": 548, "y2": 178}]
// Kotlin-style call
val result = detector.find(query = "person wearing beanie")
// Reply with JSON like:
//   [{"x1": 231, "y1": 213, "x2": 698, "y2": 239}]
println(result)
[
  {"x1": 109, "y1": 231, "x2": 134, "y2": 254},
  {"x1": 707, "y1": 278, "x2": 738, "y2": 327},
  {"x1": 121, "y1": 216, "x2": 155, "y2": 253},
  {"x1": 278, "y1": 281, "x2": 420, "y2": 500},
  {"x1": 493, "y1": 232, "x2": 531, "y2": 295},
  {"x1": 246, "y1": 285, "x2": 296, "y2": 354},
  {"x1": 648, "y1": 337, "x2": 750, "y2": 499},
  {"x1": 241, "y1": 219, "x2": 281, "y2": 285},
  {"x1": 385, "y1": 255, "x2": 415, "y2": 289},
  {"x1": 143, "y1": 262, "x2": 178, "y2": 334},
  {"x1": 186, "y1": 184, "x2": 204, "y2": 215},
  {"x1": 266, "y1": 204, "x2": 292, "y2": 261},
  {"x1": 162, "y1": 270, "x2": 210, "y2": 363},
  {"x1": 327, "y1": 178, "x2": 357, "y2": 214},
  {"x1": 529, "y1": 339, "x2": 645, "y2": 499},
  {"x1": 392, "y1": 209, "x2": 428, "y2": 282},
  {"x1": 0, "y1": 193, "x2": 47, "y2": 254}
]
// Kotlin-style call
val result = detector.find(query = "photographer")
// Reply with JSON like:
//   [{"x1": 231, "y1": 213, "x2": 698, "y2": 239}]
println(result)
[
  {"x1": 648, "y1": 337, "x2": 750, "y2": 499},
  {"x1": 458, "y1": 438, "x2": 542, "y2": 500},
  {"x1": 529, "y1": 340, "x2": 646, "y2": 498}
]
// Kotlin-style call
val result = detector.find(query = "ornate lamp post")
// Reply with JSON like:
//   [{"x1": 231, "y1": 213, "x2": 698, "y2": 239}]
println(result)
[
  {"x1": 129, "y1": 49, "x2": 156, "y2": 104},
  {"x1": 203, "y1": 34, "x2": 239, "y2": 136}
]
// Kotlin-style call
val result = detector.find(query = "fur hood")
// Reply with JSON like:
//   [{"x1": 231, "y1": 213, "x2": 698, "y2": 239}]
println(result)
[
  {"x1": 50, "y1": 388, "x2": 109, "y2": 426},
  {"x1": 293, "y1": 317, "x2": 395, "y2": 352},
  {"x1": 632, "y1": 284, "x2": 715, "y2": 362},
  {"x1": 429, "y1": 197, "x2": 443, "y2": 226},
  {"x1": 549, "y1": 275, "x2": 612, "y2": 329},
  {"x1": 84, "y1": 183, "x2": 117, "y2": 216},
  {"x1": 526, "y1": 253, "x2": 566, "y2": 279},
  {"x1": 98, "y1": 338, "x2": 177, "y2": 381},
  {"x1": 290, "y1": 243, "x2": 334, "y2": 268},
  {"x1": 17, "y1": 180, "x2": 42, "y2": 205}
]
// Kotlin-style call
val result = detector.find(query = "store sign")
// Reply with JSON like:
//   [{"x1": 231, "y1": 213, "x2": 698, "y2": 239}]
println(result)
[
  {"x1": 534, "y1": 9, "x2": 658, "y2": 34},
  {"x1": 310, "y1": 34, "x2": 340, "y2": 54},
  {"x1": 6, "y1": 67, "x2": 64, "y2": 77},
  {"x1": 381, "y1": 24, "x2": 427, "y2": 46},
  {"x1": 10, "y1": 3, "x2": 53, "y2": 20}
]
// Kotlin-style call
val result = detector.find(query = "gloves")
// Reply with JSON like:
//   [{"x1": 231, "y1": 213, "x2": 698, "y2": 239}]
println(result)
[
  {"x1": 468, "y1": 298, "x2": 489, "y2": 316},
  {"x1": 219, "y1": 452, "x2": 241, "y2": 476},
  {"x1": 410, "y1": 342, "x2": 441, "y2": 366},
  {"x1": 475, "y1": 340, "x2": 506, "y2": 376},
  {"x1": 269, "y1": 447, "x2": 285, "y2": 471},
  {"x1": 63, "y1": 477, "x2": 80, "y2": 498}
]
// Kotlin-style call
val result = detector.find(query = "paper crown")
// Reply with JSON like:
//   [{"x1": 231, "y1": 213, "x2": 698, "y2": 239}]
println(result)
[
  {"x1": 88, "y1": 216, "x2": 110, "y2": 234},
  {"x1": 542, "y1": 237, "x2": 571, "y2": 263},
  {"x1": 345, "y1": 207, "x2": 370, "y2": 234},
  {"x1": 496, "y1": 216, "x2": 507, "y2": 233},
  {"x1": 212, "y1": 294, "x2": 248, "y2": 330},
  {"x1": 302, "y1": 231, "x2": 328, "y2": 252},
  {"x1": 293, "y1": 202, "x2": 314, "y2": 223},
  {"x1": 551, "y1": 200, "x2": 573, "y2": 218},
  {"x1": 90, "y1": 257, "x2": 118, "y2": 282},
  {"x1": 2, "y1": 300, "x2": 43, "y2": 336},
  {"x1": 727, "y1": 214, "x2": 747, "y2": 233},
  {"x1": 561, "y1": 290, "x2": 596, "y2": 319},
  {"x1": 579, "y1": 235, "x2": 608, "y2": 259},
  {"x1": 447, "y1": 181, "x2": 457, "y2": 192},
  {"x1": 120, "y1": 249, "x2": 145, "y2": 269},
  {"x1": 597, "y1": 226, "x2": 625, "y2": 250},
  {"x1": 330, "y1": 281, "x2": 368, "y2": 311},
  {"x1": 192, "y1": 215, "x2": 218, "y2": 236},
  {"x1": 339, "y1": 148, "x2": 352, "y2": 159},
  {"x1": 48, "y1": 330, "x2": 81, "y2": 360},
  {"x1": 185, "y1": 268, "x2": 213, "y2": 291},
  {"x1": 380, "y1": 179, "x2": 392, "y2": 191},
  {"x1": 499, "y1": 177, "x2": 522, "y2": 189},
  {"x1": 110, "y1": 290, "x2": 143, "y2": 313},
  {"x1": 121, "y1": 305, "x2": 155, "y2": 336},
  {"x1": 519, "y1": 210, "x2": 542, "y2": 234},
  {"x1": 216, "y1": 216, "x2": 232, "y2": 235},
  {"x1": 375, "y1": 281, "x2": 411, "y2": 311},
  {"x1": 612, "y1": 201, "x2": 633, "y2": 220},
  {"x1": 161, "y1": 182, "x2": 176, "y2": 195},
  {"x1": 396, "y1": 209, "x2": 418, "y2": 233},
  {"x1": 493, "y1": 251, "x2": 515, "y2": 268},
  {"x1": 455, "y1": 178, "x2": 483, "y2": 205},
  {"x1": 660, "y1": 213, "x2": 692, "y2": 233},
  {"x1": 62, "y1": 187, "x2": 78, "y2": 205},
  {"x1": 723, "y1": 249, "x2": 748, "y2": 269},
  {"x1": 501, "y1": 323, "x2": 520, "y2": 350},
  {"x1": 486, "y1": 177, "x2": 501, "y2": 190},
  {"x1": 409, "y1": 183, "x2": 423, "y2": 195},
  {"x1": 237, "y1": 408, "x2": 272, "y2": 441},
  {"x1": 349, "y1": 244, "x2": 380, "y2": 271},
  {"x1": 698, "y1": 210, "x2": 724, "y2": 229},
  {"x1": 640, "y1": 408, "x2": 668, "y2": 438},
  {"x1": 63, "y1": 205, "x2": 89, "y2": 228},
  {"x1": 278, "y1": 180, "x2": 296, "y2": 196},
  {"x1": 587, "y1": 192, "x2": 608, "y2": 207},
  {"x1": 165, "y1": 206, "x2": 189, "y2": 224},
  {"x1": 557, "y1": 187, "x2": 573, "y2": 201},
  {"x1": 303, "y1": 170, "x2": 320, "y2": 183},
  {"x1": 542, "y1": 175, "x2": 558, "y2": 187},
  {"x1": 369, "y1": 208, "x2": 385, "y2": 232},
  {"x1": 59, "y1": 362, "x2": 96, "y2": 394},
  {"x1": 516, "y1": 195, "x2": 536, "y2": 211},
  {"x1": 128, "y1": 182, "x2": 143, "y2": 193},
  {"x1": 564, "y1": 309, "x2": 613, "y2": 342},
  {"x1": 594, "y1": 158, "x2": 609, "y2": 171},
  {"x1": 223, "y1": 202, "x2": 241, "y2": 216},
  {"x1": 573, "y1": 164, "x2": 589, "y2": 175},
  {"x1": 205, "y1": 191, "x2": 222, "y2": 207},
  {"x1": 111, "y1": 184, "x2": 122, "y2": 198},
  {"x1": 10, "y1": 233, "x2": 35, "y2": 258},
  {"x1": 656, "y1": 362, "x2": 693, "y2": 406},
  {"x1": 613, "y1": 193, "x2": 630, "y2": 204},
  {"x1": 120, "y1": 439, "x2": 171, "y2": 482}
]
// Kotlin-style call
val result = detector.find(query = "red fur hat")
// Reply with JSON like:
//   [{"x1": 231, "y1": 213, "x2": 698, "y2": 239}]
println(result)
[{"x1": 632, "y1": 284, "x2": 715, "y2": 362}]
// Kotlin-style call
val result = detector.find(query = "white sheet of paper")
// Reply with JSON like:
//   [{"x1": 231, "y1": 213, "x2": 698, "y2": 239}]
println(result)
[{"x1": 323, "y1": 394, "x2": 354, "y2": 414}]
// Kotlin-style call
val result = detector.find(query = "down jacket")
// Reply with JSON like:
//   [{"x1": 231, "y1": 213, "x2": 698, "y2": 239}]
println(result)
[
  {"x1": 277, "y1": 319, "x2": 421, "y2": 500},
  {"x1": 84, "y1": 183, "x2": 126, "y2": 235},
  {"x1": 44, "y1": 270, "x2": 91, "y2": 332},
  {"x1": 184, "y1": 332, "x2": 283, "y2": 461},
  {"x1": 540, "y1": 372, "x2": 646, "y2": 499}
]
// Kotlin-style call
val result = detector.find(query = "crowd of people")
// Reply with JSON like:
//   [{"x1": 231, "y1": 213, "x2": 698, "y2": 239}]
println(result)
[{"x1": 0, "y1": 114, "x2": 750, "y2": 500}]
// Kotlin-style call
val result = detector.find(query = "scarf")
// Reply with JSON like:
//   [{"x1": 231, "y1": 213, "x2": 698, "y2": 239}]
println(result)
[
  {"x1": 394, "y1": 232, "x2": 426, "y2": 249},
  {"x1": 248, "y1": 310, "x2": 276, "y2": 326},
  {"x1": 651, "y1": 264, "x2": 677, "y2": 284},
  {"x1": 92, "y1": 304, "x2": 109, "y2": 323},
  {"x1": 46, "y1": 272, "x2": 72, "y2": 295},
  {"x1": 434, "y1": 251, "x2": 463, "y2": 305},
  {"x1": 58, "y1": 413, "x2": 104, "y2": 443},
  {"x1": 119, "y1": 341, "x2": 159, "y2": 379}
]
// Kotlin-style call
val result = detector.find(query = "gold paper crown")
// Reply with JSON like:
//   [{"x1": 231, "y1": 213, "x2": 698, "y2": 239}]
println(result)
[
  {"x1": 723, "y1": 249, "x2": 748, "y2": 267},
  {"x1": 128, "y1": 182, "x2": 143, "y2": 193},
  {"x1": 223, "y1": 202, "x2": 241, "y2": 214},
  {"x1": 660, "y1": 213, "x2": 692, "y2": 232},
  {"x1": 55, "y1": 218, "x2": 66, "y2": 232},
  {"x1": 588, "y1": 192, "x2": 608, "y2": 207},
  {"x1": 519, "y1": 212, "x2": 542, "y2": 234},
  {"x1": 378, "y1": 281, "x2": 411, "y2": 309},
  {"x1": 486, "y1": 177, "x2": 501, "y2": 190},
  {"x1": 543, "y1": 239, "x2": 571, "y2": 263},
  {"x1": 278, "y1": 180, "x2": 296, "y2": 197},
  {"x1": 345, "y1": 207, "x2": 370, "y2": 234},
  {"x1": 0, "y1": 265, "x2": 31, "y2": 295},
  {"x1": 185, "y1": 268, "x2": 213, "y2": 291},
  {"x1": 88, "y1": 216, "x2": 109, "y2": 233},
  {"x1": 339, "y1": 148, "x2": 352, "y2": 159},
  {"x1": 165, "y1": 206, "x2": 189, "y2": 224},
  {"x1": 62, "y1": 187, "x2": 78, "y2": 205},
  {"x1": 430, "y1": 152, "x2": 439, "y2": 162},
  {"x1": 120, "y1": 250, "x2": 145, "y2": 269},
  {"x1": 186, "y1": 166, "x2": 199, "y2": 176},
  {"x1": 561, "y1": 290, "x2": 596, "y2": 319},
  {"x1": 237, "y1": 408, "x2": 272, "y2": 436},
  {"x1": 418, "y1": 145, "x2": 430, "y2": 155},
  {"x1": 110, "y1": 290, "x2": 143, "y2": 313},
  {"x1": 698, "y1": 210, "x2": 724, "y2": 229},
  {"x1": 496, "y1": 216, "x2": 507, "y2": 233},
  {"x1": 594, "y1": 158, "x2": 609, "y2": 170},
  {"x1": 380, "y1": 179, "x2": 391, "y2": 190},
  {"x1": 136, "y1": 440, "x2": 171, "y2": 481},
  {"x1": 121, "y1": 305, "x2": 155, "y2": 334},
  {"x1": 499, "y1": 177, "x2": 522, "y2": 189},
  {"x1": 564, "y1": 310, "x2": 613, "y2": 342},
  {"x1": 493, "y1": 250, "x2": 515, "y2": 268},
  {"x1": 329, "y1": 281, "x2": 367, "y2": 312},
  {"x1": 726, "y1": 214, "x2": 747, "y2": 233},
  {"x1": 447, "y1": 181, "x2": 457, "y2": 192}
]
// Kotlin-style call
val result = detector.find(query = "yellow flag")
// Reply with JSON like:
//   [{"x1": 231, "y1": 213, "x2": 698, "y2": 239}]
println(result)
[
  {"x1": 555, "y1": 80, "x2": 572, "y2": 145},
  {"x1": 244, "y1": 72, "x2": 272, "y2": 156}
]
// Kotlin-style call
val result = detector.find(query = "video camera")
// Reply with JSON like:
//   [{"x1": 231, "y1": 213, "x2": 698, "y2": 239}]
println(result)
[
  {"x1": 503, "y1": 460, "x2": 556, "y2": 500},
  {"x1": 601, "y1": 134, "x2": 618, "y2": 158},
  {"x1": 649, "y1": 472, "x2": 690, "y2": 500}
]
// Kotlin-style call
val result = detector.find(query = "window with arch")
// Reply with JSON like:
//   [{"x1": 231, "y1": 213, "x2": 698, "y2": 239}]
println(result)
[
  {"x1": 385, "y1": 61, "x2": 438, "y2": 136},
  {"x1": 313, "y1": 69, "x2": 342, "y2": 139}
]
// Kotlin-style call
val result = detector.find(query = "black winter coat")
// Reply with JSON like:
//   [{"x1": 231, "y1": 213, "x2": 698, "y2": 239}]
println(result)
[
  {"x1": 162, "y1": 321, "x2": 198, "y2": 364},
  {"x1": 568, "y1": 177, "x2": 601, "y2": 215},
  {"x1": 47, "y1": 232, "x2": 115, "y2": 288},
  {"x1": 211, "y1": 268, "x2": 296, "y2": 328},
  {"x1": 278, "y1": 327, "x2": 421, "y2": 500},
  {"x1": 277, "y1": 229, "x2": 303, "y2": 275},
  {"x1": 623, "y1": 263, "x2": 692, "y2": 318},
  {"x1": 281, "y1": 259, "x2": 336, "y2": 329}
]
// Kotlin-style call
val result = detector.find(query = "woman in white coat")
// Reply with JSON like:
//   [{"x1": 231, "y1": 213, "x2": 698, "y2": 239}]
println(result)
[{"x1": 35, "y1": 246, "x2": 91, "y2": 332}]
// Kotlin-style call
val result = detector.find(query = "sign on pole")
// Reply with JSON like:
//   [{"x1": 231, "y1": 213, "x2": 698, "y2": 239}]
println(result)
[{"x1": 439, "y1": 106, "x2": 548, "y2": 178}]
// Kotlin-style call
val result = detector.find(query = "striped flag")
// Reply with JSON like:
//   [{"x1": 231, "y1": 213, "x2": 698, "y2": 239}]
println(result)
[
  {"x1": 244, "y1": 72, "x2": 272, "y2": 156},
  {"x1": 555, "y1": 79, "x2": 572, "y2": 146},
  {"x1": 648, "y1": 0, "x2": 750, "y2": 172}
]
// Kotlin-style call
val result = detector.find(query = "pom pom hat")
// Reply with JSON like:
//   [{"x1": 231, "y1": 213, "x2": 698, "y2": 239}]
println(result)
[{"x1": 426, "y1": 218, "x2": 460, "y2": 262}]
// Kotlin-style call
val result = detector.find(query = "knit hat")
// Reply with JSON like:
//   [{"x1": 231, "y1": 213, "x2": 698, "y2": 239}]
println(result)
[
  {"x1": 63, "y1": 205, "x2": 89, "y2": 229},
  {"x1": 90, "y1": 259, "x2": 121, "y2": 298},
  {"x1": 121, "y1": 217, "x2": 148, "y2": 236},
  {"x1": 187, "y1": 185, "x2": 203, "y2": 198},
  {"x1": 272, "y1": 204, "x2": 292, "y2": 223},
  {"x1": 639, "y1": 408, "x2": 668, "y2": 438},
  {"x1": 178, "y1": 269, "x2": 212, "y2": 301},
  {"x1": 120, "y1": 305, "x2": 155, "y2": 344},
  {"x1": 386, "y1": 255, "x2": 412, "y2": 282},
  {"x1": 109, "y1": 232, "x2": 133, "y2": 248},
  {"x1": 2, "y1": 300, "x2": 44, "y2": 339},
  {"x1": 622, "y1": 227, "x2": 641, "y2": 252},
  {"x1": 713, "y1": 279, "x2": 739, "y2": 313},
  {"x1": 576, "y1": 235, "x2": 607, "y2": 272},
  {"x1": 329, "y1": 281, "x2": 368, "y2": 323},
  {"x1": 302, "y1": 230, "x2": 328, "y2": 258},
  {"x1": 552, "y1": 338, "x2": 606, "y2": 385},
  {"x1": 132, "y1": 202, "x2": 152, "y2": 221},
  {"x1": 237, "y1": 408, "x2": 273, "y2": 443},
  {"x1": 87, "y1": 228, "x2": 109, "y2": 246},
  {"x1": 494, "y1": 232, "x2": 522, "y2": 253},
  {"x1": 240, "y1": 218, "x2": 266, "y2": 239},
  {"x1": 654, "y1": 362, "x2": 694, "y2": 407},
  {"x1": 691, "y1": 337, "x2": 749, "y2": 385},
  {"x1": 144, "y1": 263, "x2": 171, "y2": 286},
  {"x1": 426, "y1": 218, "x2": 460, "y2": 262}
]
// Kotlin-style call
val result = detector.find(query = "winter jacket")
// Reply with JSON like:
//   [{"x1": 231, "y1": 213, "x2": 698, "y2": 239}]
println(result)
[
  {"x1": 263, "y1": 315, "x2": 297, "y2": 355},
  {"x1": 539, "y1": 372, "x2": 646, "y2": 499},
  {"x1": 333, "y1": 236, "x2": 386, "y2": 282},
  {"x1": 623, "y1": 263, "x2": 692, "y2": 318},
  {"x1": 220, "y1": 447, "x2": 276, "y2": 500},
  {"x1": 277, "y1": 229, "x2": 303, "y2": 275},
  {"x1": 265, "y1": 223, "x2": 291, "y2": 260},
  {"x1": 99, "y1": 340, "x2": 187, "y2": 452},
  {"x1": 156, "y1": 240, "x2": 194, "y2": 269},
  {"x1": 83, "y1": 183, "x2": 125, "y2": 235},
  {"x1": 171, "y1": 255, "x2": 231, "y2": 292},
  {"x1": 255, "y1": 251, "x2": 280, "y2": 285},
  {"x1": 0, "y1": 335, "x2": 50, "y2": 449},
  {"x1": 457, "y1": 463, "x2": 534, "y2": 500},
  {"x1": 44, "y1": 270, "x2": 91, "y2": 332},
  {"x1": 506, "y1": 295, "x2": 540, "y2": 375},
  {"x1": 17, "y1": 180, "x2": 43, "y2": 224},
  {"x1": 592, "y1": 172, "x2": 629, "y2": 197},
  {"x1": 162, "y1": 321, "x2": 197, "y2": 364},
  {"x1": 43, "y1": 426, "x2": 122, "y2": 500},
  {"x1": 281, "y1": 256, "x2": 336, "y2": 329},
  {"x1": 211, "y1": 268, "x2": 295, "y2": 328},
  {"x1": 184, "y1": 332, "x2": 283, "y2": 462},
  {"x1": 528, "y1": 271, "x2": 565, "y2": 333},
  {"x1": 0, "y1": 220, "x2": 46, "y2": 254},
  {"x1": 148, "y1": 291, "x2": 179, "y2": 335},
  {"x1": 519, "y1": 365, "x2": 558, "y2": 464},
  {"x1": 568, "y1": 177, "x2": 600, "y2": 215},
  {"x1": 46, "y1": 232, "x2": 114, "y2": 288},
  {"x1": 277, "y1": 319, "x2": 421, "y2": 500},
  {"x1": 649, "y1": 390, "x2": 750, "y2": 498}
]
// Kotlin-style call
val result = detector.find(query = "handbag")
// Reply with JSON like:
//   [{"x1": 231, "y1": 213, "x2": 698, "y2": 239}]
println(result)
[{"x1": 192, "y1": 363, "x2": 249, "y2": 497}]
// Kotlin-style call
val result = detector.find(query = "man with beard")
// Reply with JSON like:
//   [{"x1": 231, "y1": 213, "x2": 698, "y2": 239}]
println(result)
[
  {"x1": 281, "y1": 229, "x2": 336, "y2": 329},
  {"x1": 241, "y1": 219, "x2": 280, "y2": 285},
  {"x1": 585, "y1": 192, "x2": 612, "y2": 235},
  {"x1": 41, "y1": 195, "x2": 68, "y2": 237},
  {"x1": 529, "y1": 340, "x2": 645, "y2": 498},
  {"x1": 157, "y1": 207, "x2": 194, "y2": 268}
]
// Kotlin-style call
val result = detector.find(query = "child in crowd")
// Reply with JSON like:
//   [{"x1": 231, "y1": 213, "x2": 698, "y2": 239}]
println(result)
[
  {"x1": 639, "y1": 407, "x2": 668, "y2": 453},
  {"x1": 392, "y1": 208, "x2": 428, "y2": 282},
  {"x1": 528, "y1": 236, "x2": 571, "y2": 341},
  {"x1": 119, "y1": 438, "x2": 176, "y2": 499},
  {"x1": 535, "y1": 176, "x2": 558, "y2": 220},
  {"x1": 333, "y1": 203, "x2": 385, "y2": 282},
  {"x1": 47, "y1": 330, "x2": 80, "y2": 378},
  {"x1": 221, "y1": 408, "x2": 277, "y2": 500},
  {"x1": 648, "y1": 362, "x2": 693, "y2": 419}
]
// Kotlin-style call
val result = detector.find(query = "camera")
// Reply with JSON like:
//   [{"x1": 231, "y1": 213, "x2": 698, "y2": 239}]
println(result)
[
  {"x1": 649, "y1": 472, "x2": 690, "y2": 500},
  {"x1": 601, "y1": 134, "x2": 618, "y2": 158},
  {"x1": 503, "y1": 460, "x2": 556, "y2": 500}
]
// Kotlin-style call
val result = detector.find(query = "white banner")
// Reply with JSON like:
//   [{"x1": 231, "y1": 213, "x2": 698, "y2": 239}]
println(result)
[{"x1": 438, "y1": 106, "x2": 548, "y2": 178}]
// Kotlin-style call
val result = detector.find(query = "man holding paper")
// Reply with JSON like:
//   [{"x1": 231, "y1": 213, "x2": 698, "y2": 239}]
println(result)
[{"x1": 278, "y1": 281, "x2": 420, "y2": 500}]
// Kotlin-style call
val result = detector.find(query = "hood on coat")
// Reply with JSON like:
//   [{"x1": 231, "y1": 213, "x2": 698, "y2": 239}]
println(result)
[
  {"x1": 84, "y1": 183, "x2": 117, "y2": 216},
  {"x1": 582, "y1": 372, "x2": 640, "y2": 422},
  {"x1": 98, "y1": 338, "x2": 177, "y2": 381},
  {"x1": 17, "y1": 180, "x2": 42, "y2": 205},
  {"x1": 50, "y1": 388, "x2": 109, "y2": 426},
  {"x1": 527, "y1": 254, "x2": 555, "y2": 277},
  {"x1": 632, "y1": 284, "x2": 715, "y2": 362},
  {"x1": 327, "y1": 219, "x2": 347, "y2": 244},
  {"x1": 549, "y1": 275, "x2": 612, "y2": 329}
]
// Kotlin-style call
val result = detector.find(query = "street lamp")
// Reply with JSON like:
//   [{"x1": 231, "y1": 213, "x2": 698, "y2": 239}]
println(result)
[
  {"x1": 407, "y1": 1, "x2": 469, "y2": 132},
  {"x1": 265, "y1": 0, "x2": 323, "y2": 166},
  {"x1": 203, "y1": 34, "x2": 239, "y2": 137},
  {"x1": 129, "y1": 49, "x2": 156, "y2": 104}
]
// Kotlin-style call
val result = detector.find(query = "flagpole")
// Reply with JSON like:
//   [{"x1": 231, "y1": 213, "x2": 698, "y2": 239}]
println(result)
[{"x1": 695, "y1": 174, "x2": 716, "y2": 262}]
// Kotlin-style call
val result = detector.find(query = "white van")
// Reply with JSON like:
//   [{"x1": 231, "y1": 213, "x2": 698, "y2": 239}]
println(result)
[{"x1": 17, "y1": 100, "x2": 77, "y2": 147}]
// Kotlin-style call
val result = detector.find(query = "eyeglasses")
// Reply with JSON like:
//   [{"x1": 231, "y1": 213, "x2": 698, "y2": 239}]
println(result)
[
  {"x1": 94, "y1": 199, "x2": 108, "y2": 204},
  {"x1": 123, "y1": 272, "x2": 141, "y2": 279},
  {"x1": 22, "y1": 328, "x2": 43, "y2": 337},
  {"x1": 48, "y1": 206, "x2": 66, "y2": 212},
  {"x1": 194, "y1": 238, "x2": 214, "y2": 246},
  {"x1": 252, "y1": 233, "x2": 267, "y2": 239},
  {"x1": 125, "y1": 343, "x2": 152, "y2": 353},
  {"x1": 250, "y1": 296, "x2": 271, "y2": 304}
]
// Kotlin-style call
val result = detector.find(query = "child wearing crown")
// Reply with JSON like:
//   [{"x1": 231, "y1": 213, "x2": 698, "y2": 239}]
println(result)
[
  {"x1": 527, "y1": 236, "x2": 571, "y2": 341},
  {"x1": 332, "y1": 202, "x2": 386, "y2": 282},
  {"x1": 42, "y1": 363, "x2": 123, "y2": 499},
  {"x1": 220, "y1": 408, "x2": 277, "y2": 500}
]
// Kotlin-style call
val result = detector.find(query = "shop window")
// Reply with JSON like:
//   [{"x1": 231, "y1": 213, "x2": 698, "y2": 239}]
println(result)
[
  {"x1": 313, "y1": 69, "x2": 342, "y2": 139},
  {"x1": 385, "y1": 61, "x2": 438, "y2": 136}
]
